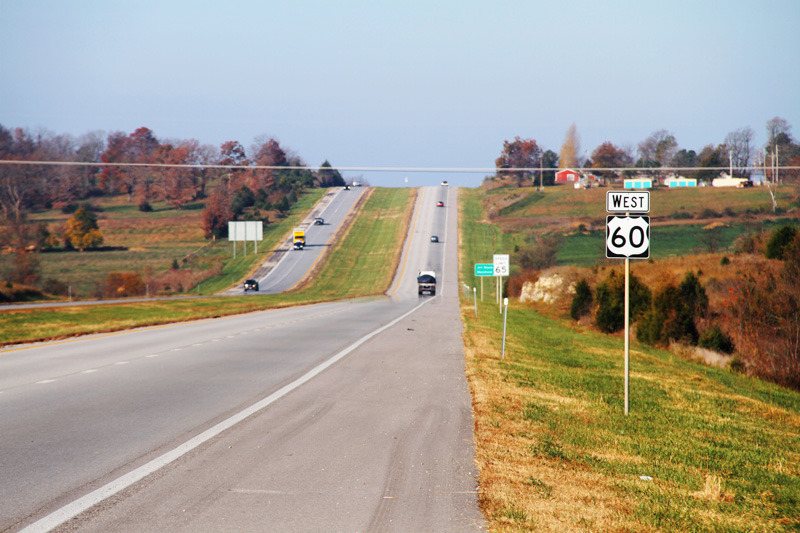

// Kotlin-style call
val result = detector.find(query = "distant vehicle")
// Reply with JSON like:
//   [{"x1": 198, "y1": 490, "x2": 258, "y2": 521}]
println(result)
[
  {"x1": 417, "y1": 271, "x2": 436, "y2": 296},
  {"x1": 314, "y1": 217, "x2": 324, "y2": 225},
  {"x1": 344, "y1": 185, "x2": 350, "y2": 190},
  {"x1": 243, "y1": 279, "x2": 259, "y2": 292},
  {"x1": 293, "y1": 228, "x2": 306, "y2": 250},
  {"x1": 436, "y1": 201, "x2": 444, "y2": 207},
  {"x1": 430, "y1": 235, "x2": 439, "y2": 243},
  {"x1": 441, "y1": 180, "x2": 448, "y2": 186}
]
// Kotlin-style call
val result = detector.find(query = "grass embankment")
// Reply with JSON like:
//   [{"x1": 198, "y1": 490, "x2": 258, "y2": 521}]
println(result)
[
  {"x1": 0, "y1": 188, "x2": 415, "y2": 346},
  {"x1": 459, "y1": 188, "x2": 800, "y2": 532}
]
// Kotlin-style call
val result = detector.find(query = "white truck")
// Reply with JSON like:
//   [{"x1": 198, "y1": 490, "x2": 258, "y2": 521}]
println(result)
[{"x1": 417, "y1": 271, "x2": 436, "y2": 296}]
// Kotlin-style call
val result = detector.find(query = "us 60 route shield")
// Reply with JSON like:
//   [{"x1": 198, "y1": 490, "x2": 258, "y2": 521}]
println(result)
[{"x1": 606, "y1": 215, "x2": 650, "y2": 259}]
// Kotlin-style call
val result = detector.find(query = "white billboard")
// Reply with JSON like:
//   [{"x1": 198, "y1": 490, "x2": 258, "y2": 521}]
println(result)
[{"x1": 228, "y1": 221, "x2": 263, "y2": 242}]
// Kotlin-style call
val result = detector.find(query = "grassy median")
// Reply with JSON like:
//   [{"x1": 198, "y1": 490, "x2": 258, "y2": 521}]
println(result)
[{"x1": 458, "y1": 187, "x2": 800, "y2": 532}]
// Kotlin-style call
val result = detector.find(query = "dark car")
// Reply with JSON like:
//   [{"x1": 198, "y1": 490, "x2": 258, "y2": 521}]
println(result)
[
  {"x1": 314, "y1": 217, "x2": 324, "y2": 225},
  {"x1": 430, "y1": 235, "x2": 439, "y2": 243},
  {"x1": 437, "y1": 201, "x2": 444, "y2": 207},
  {"x1": 243, "y1": 279, "x2": 259, "y2": 292}
]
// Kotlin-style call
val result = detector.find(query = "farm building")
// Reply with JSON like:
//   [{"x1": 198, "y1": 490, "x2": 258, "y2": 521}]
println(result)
[
  {"x1": 555, "y1": 169, "x2": 581, "y2": 184},
  {"x1": 624, "y1": 177, "x2": 652, "y2": 189},
  {"x1": 665, "y1": 176, "x2": 697, "y2": 188},
  {"x1": 556, "y1": 169, "x2": 598, "y2": 186}
]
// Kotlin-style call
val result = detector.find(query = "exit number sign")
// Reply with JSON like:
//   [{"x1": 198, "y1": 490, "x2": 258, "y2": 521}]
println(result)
[{"x1": 606, "y1": 191, "x2": 650, "y2": 213}]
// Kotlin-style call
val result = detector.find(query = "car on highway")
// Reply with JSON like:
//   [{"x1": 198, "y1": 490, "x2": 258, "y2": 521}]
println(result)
[
  {"x1": 437, "y1": 201, "x2": 444, "y2": 207},
  {"x1": 314, "y1": 217, "x2": 324, "y2": 225},
  {"x1": 430, "y1": 235, "x2": 439, "y2": 243},
  {"x1": 243, "y1": 279, "x2": 259, "y2": 292}
]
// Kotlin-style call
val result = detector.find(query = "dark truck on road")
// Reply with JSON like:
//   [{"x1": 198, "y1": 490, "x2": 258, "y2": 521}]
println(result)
[{"x1": 417, "y1": 271, "x2": 436, "y2": 296}]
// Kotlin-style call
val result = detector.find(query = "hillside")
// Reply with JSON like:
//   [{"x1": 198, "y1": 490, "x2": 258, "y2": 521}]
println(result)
[{"x1": 458, "y1": 186, "x2": 800, "y2": 532}]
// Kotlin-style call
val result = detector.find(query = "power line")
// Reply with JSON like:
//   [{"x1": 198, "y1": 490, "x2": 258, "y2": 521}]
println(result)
[{"x1": 0, "y1": 159, "x2": 798, "y2": 173}]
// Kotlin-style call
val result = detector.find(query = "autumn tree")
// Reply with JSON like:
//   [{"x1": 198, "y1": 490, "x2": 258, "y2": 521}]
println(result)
[
  {"x1": 495, "y1": 137, "x2": 542, "y2": 186},
  {"x1": 100, "y1": 127, "x2": 160, "y2": 201},
  {"x1": 559, "y1": 124, "x2": 580, "y2": 169},
  {"x1": 218, "y1": 140, "x2": 250, "y2": 192},
  {"x1": 590, "y1": 141, "x2": 632, "y2": 180},
  {"x1": 154, "y1": 143, "x2": 195, "y2": 208},
  {"x1": 251, "y1": 137, "x2": 287, "y2": 190},
  {"x1": 63, "y1": 205, "x2": 104, "y2": 251},
  {"x1": 202, "y1": 188, "x2": 232, "y2": 239}
]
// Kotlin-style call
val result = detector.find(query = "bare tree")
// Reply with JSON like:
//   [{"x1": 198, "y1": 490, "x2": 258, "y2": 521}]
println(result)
[
  {"x1": 725, "y1": 127, "x2": 756, "y2": 178},
  {"x1": 766, "y1": 116, "x2": 791, "y2": 146},
  {"x1": 638, "y1": 129, "x2": 677, "y2": 167}
]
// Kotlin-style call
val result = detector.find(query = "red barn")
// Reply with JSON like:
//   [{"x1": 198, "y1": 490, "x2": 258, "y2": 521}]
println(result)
[{"x1": 555, "y1": 169, "x2": 581, "y2": 184}]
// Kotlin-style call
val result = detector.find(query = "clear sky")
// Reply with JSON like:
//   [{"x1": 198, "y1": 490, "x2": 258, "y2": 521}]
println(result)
[{"x1": 1, "y1": 0, "x2": 798, "y2": 187}]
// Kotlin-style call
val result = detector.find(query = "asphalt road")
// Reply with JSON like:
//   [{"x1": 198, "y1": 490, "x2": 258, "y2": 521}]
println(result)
[
  {"x1": 1, "y1": 185, "x2": 485, "y2": 532},
  {"x1": 229, "y1": 185, "x2": 367, "y2": 296}
]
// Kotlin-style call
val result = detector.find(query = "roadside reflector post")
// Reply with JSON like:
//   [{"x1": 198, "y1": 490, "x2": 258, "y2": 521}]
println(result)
[
  {"x1": 474, "y1": 288, "x2": 478, "y2": 318},
  {"x1": 501, "y1": 297, "x2": 509, "y2": 359}
]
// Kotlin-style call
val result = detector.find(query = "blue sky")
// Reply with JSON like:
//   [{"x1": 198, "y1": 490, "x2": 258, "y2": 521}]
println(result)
[{"x1": 1, "y1": 0, "x2": 798, "y2": 187}]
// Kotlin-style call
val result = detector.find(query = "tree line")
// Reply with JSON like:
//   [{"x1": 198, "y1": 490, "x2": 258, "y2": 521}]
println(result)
[
  {"x1": 494, "y1": 117, "x2": 800, "y2": 187},
  {"x1": 0, "y1": 124, "x2": 346, "y2": 244}
]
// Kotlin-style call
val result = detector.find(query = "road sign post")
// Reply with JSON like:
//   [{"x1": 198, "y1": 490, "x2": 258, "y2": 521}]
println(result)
[
  {"x1": 475, "y1": 263, "x2": 494, "y2": 302},
  {"x1": 604, "y1": 193, "x2": 650, "y2": 416},
  {"x1": 501, "y1": 297, "x2": 509, "y2": 359},
  {"x1": 493, "y1": 254, "x2": 509, "y2": 313}
]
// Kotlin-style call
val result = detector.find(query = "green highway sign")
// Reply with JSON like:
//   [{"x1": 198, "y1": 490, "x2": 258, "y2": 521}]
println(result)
[{"x1": 474, "y1": 263, "x2": 494, "y2": 276}]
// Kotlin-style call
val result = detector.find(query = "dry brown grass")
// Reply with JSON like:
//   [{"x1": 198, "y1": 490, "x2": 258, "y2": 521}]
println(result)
[{"x1": 463, "y1": 309, "x2": 642, "y2": 532}]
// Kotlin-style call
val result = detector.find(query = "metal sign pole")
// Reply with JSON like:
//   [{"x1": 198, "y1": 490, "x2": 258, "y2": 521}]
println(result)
[
  {"x1": 499, "y1": 276, "x2": 503, "y2": 314},
  {"x1": 501, "y1": 298, "x2": 508, "y2": 359},
  {"x1": 473, "y1": 288, "x2": 478, "y2": 317},
  {"x1": 624, "y1": 255, "x2": 630, "y2": 415}
]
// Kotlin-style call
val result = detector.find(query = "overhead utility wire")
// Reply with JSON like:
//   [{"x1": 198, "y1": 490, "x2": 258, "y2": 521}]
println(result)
[{"x1": 0, "y1": 160, "x2": 797, "y2": 173}]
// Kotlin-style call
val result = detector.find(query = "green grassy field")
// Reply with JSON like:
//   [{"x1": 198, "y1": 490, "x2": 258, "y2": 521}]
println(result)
[
  {"x1": 458, "y1": 187, "x2": 800, "y2": 532},
  {"x1": 555, "y1": 219, "x2": 797, "y2": 266},
  {"x1": 8, "y1": 190, "x2": 328, "y2": 298},
  {"x1": 490, "y1": 183, "x2": 796, "y2": 222}
]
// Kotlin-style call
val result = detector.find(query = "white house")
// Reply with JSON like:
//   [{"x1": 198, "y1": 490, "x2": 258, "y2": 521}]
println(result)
[{"x1": 712, "y1": 174, "x2": 750, "y2": 188}]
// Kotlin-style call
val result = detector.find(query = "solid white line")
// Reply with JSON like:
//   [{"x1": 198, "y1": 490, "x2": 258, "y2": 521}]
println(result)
[{"x1": 19, "y1": 298, "x2": 431, "y2": 533}]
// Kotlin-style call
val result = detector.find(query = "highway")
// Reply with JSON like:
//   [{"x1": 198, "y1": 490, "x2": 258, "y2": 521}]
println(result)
[
  {"x1": 0, "y1": 185, "x2": 485, "y2": 532},
  {"x1": 228, "y1": 185, "x2": 367, "y2": 295}
]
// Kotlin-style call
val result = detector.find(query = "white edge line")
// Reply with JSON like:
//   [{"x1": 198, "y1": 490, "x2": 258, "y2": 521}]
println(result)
[{"x1": 19, "y1": 297, "x2": 431, "y2": 533}]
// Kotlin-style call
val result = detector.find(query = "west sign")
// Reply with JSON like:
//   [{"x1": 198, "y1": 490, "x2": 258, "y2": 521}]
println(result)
[{"x1": 606, "y1": 191, "x2": 650, "y2": 213}]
